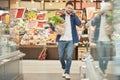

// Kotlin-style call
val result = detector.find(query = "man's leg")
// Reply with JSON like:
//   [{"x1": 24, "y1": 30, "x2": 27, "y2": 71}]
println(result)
[
  {"x1": 97, "y1": 42, "x2": 105, "y2": 73},
  {"x1": 104, "y1": 42, "x2": 111, "y2": 70},
  {"x1": 58, "y1": 41, "x2": 66, "y2": 70},
  {"x1": 65, "y1": 41, "x2": 74, "y2": 74}
]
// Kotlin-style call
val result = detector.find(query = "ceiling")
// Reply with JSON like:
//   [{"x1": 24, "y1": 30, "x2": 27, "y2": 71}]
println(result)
[
  {"x1": 21, "y1": 0, "x2": 102, "y2": 2},
  {"x1": 21, "y1": 0, "x2": 68, "y2": 2}
]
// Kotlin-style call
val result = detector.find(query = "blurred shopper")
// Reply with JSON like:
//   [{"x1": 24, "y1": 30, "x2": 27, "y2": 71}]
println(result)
[
  {"x1": 50, "y1": 1, "x2": 81, "y2": 79},
  {"x1": 91, "y1": 2, "x2": 112, "y2": 76}
]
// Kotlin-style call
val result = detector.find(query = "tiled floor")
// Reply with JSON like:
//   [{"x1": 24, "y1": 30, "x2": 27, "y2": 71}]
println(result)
[
  {"x1": 23, "y1": 73, "x2": 80, "y2": 80},
  {"x1": 21, "y1": 60, "x2": 118, "y2": 80},
  {"x1": 22, "y1": 73, "x2": 118, "y2": 80}
]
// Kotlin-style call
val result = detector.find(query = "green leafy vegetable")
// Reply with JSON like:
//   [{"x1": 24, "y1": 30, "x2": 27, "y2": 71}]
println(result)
[{"x1": 48, "y1": 16, "x2": 64, "y2": 27}]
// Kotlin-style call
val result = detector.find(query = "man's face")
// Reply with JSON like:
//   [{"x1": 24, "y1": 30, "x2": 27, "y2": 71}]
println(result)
[{"x1": 65, "y1": 4, "x2": 74, "y2": 15}]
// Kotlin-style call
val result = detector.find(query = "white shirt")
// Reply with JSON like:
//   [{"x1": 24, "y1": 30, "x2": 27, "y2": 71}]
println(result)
[
  {"x1": 98, "y1": 15, "x2": 110, "y2": 41},
  {"x1": 60, "y1": 15, "x2": 72, "y2": 41}
]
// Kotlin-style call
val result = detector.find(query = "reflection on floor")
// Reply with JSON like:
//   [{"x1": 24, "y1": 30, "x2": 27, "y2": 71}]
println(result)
[
  {"x1": 23, "y1": 73, "x2": 80, "y2": 80},
  {"x1": 21, "y1": 60, "x2": 118, "y2": 80},
  {"x1": 23, "y1": 73, "x2": 117, "y2": 80}
]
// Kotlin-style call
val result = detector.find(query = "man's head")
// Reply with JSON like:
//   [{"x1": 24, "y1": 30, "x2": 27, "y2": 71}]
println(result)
[
  {"x1": 100, "y1": 2, "x2": 112, "y2": 15},
  {"x1": 65, "y1": 1, "x2": 74, "y2": 15}
]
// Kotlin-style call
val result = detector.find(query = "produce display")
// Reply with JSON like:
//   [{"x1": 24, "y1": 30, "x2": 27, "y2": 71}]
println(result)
[
  {"x1": 9, "y1": 9, "x2": 63, "y2": 45},
  {"x1": 26, "y1": 10, "x2": 37, "y2": 21},
  {"x1": 9, "y1": 8, "x2": 87, "y2": 46}
]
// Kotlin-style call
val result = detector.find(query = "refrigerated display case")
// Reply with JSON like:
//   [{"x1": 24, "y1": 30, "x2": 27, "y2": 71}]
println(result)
[{"x1": 0, "y1": 10, "x2": 25, "y2": 80}]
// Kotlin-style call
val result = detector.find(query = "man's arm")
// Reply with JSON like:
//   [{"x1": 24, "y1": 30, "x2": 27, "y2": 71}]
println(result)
[
  {"x1": 74, "y1": 14, "x2": 81, "y2": 27},
  {"x1": 48, "y1": 23, "x2": 55, "y2": 31},
  {"x1": 91, "y1": 16, "x2": 97, "y2": 26}
]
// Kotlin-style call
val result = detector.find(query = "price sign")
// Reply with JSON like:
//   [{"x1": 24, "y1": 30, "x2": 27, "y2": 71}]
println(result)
[
  {"x1": 16, "y1": 8, "x2": 25, "y2": 18},
  {"x1": 10, "y1": 8, "x2": 17, "y2": 19}
]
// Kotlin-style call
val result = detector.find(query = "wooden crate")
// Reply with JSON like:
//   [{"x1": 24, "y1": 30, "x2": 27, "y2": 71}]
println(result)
[{"x1": 78, "y1": 47, "x2": 90, "y2": 60}]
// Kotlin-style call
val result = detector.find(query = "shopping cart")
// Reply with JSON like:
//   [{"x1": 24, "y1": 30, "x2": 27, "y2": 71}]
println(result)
[
  {"x1": 79, "y1": 44, "x2": 104, "y2": 80},
  {"x1": 79, "y1": 22, "x2": 106, "y2": 80}
]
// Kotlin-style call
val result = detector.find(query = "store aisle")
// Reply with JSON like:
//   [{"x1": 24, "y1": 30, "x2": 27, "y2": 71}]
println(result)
[
  {"x1": 21, "y1": 60, "x2": 82, "y2": 74},
  {"x1": 21, "y1": 60, "x2": 81, "y2": 80},
  {"x1": 21, "y1": 60, "x2": 117, "y2": 80},
  {"x1": 23, "y1": 73, "x2": 80, "y2": 80},
  {"x1": 22, "y1": 73, "x2": 117, "y2": 80}
]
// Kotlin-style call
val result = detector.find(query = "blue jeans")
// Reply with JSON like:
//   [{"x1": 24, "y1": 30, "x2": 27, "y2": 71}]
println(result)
[
  {"x1": 58, "y1": 41, "x2": 74, "y2": 74},
  {"x1": 96, "y1": 41, "x2": 111, "y2": 72}
]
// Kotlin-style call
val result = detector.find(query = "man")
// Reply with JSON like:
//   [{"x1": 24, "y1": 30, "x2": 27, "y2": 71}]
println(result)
[
  {"x1": 50, "y1": 1, "x2": 81, "y2": 79},
  {"x1": 91, "y1": 2, "x2": 112, "y2": 76}
]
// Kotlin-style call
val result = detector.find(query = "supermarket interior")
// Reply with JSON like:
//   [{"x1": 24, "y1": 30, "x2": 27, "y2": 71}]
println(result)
[{"x1": 0, "y1": 0, "x2": 120, "y2": 80}]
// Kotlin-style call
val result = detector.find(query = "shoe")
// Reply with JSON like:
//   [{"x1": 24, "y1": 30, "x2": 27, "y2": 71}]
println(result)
[
  {"x1": 102, "y1": 69, "x2": 105, "y2": 74},
  {"x1": 99, "y1": 69, "x2": 104, "y2": 77},
  {"x1": 62, "y1": 69, "x2": 65, "y2": 78},
  {"x1": 103, "y1": 78, "x2": 108, "y2": 80},
  {"x1": 65, "y1": 73, "x2": 71, "y2": 79},
  {"x1": 103, "y1": 73, "x2": 107, "y2": 79},
  {"x1": 62, "y1": 73, "x2": 65, "y2": 78}
]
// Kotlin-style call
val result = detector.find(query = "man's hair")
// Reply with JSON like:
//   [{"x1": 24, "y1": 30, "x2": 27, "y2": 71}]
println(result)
[{"x1": 65, "y1": 1, "x2": 73, "y2": 7}]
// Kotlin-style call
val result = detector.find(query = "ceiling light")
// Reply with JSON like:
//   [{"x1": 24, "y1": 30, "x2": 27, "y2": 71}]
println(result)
[
  {"x1": 16, "y1": 1, "x2": 19, "y2": 4},
  {"x1": 16, "y1": 0, "x2": 20, "y2": 4},
  {"x1": 31, "y1": 0, "x2": 35, "y2": 3},
  {"x1": 41, "y1": 0, "x2": 44, "y2": 3},
  {"x1": 55, "y1": 0, "x2": 59, "y2": 2},
  {"x1": 49, "y1": 3, "x2": 52, "y2": 6}
]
